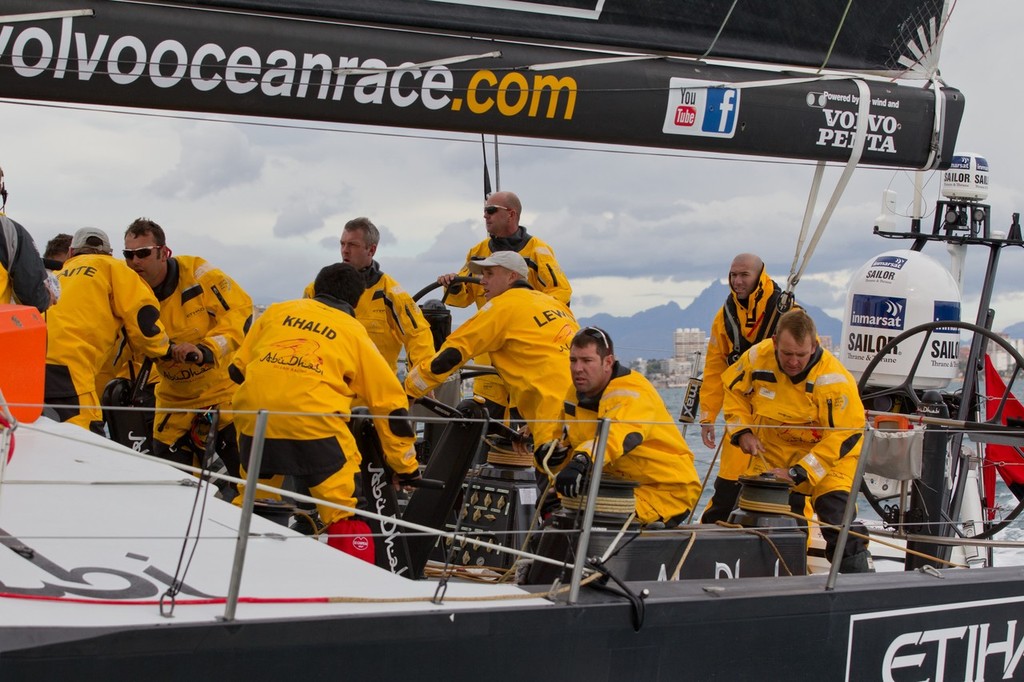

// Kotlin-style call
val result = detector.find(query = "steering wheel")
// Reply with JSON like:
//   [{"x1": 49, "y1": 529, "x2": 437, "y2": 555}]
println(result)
[{"x1": 856, "y1": 320, "x2": 1024, "y2": 537}]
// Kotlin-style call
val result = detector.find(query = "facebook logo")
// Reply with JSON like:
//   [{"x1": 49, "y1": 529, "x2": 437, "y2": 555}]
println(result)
[
  {"x1": 702, "y1": 88, "x2": 738, "y2": 135},
  {"x1": 663, "y1": 79, "x2": 740, "y2": 138}
]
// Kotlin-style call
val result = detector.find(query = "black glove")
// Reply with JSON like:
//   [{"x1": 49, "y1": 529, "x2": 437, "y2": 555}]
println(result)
[
  {"x1": 555, "y1": 454, "x2": 590, "y2": 498},
  {"x1": 534, "y1": 440, "x2": 569, "y2": 469},
  {"x1": 194, "y1": 344, "x2": 214, "y2": 365},
  {"x1": 395, "y1": 469, "x2": 422, "y2": 488}
]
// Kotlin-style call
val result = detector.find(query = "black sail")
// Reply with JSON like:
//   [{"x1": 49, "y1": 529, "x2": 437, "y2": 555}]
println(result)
[{"x1": 0, "y1": 0, "x2": 963, "y2": 167}]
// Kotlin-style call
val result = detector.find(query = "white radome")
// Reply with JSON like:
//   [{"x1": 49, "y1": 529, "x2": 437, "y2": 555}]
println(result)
[{"x1": 840, "y1": 249, "x2": 961, "y2": 390}]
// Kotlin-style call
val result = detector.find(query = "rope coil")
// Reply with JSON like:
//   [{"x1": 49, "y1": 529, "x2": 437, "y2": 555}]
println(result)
[{"x1": 561, "y1": 494, "x2": 637, "y2": 516}]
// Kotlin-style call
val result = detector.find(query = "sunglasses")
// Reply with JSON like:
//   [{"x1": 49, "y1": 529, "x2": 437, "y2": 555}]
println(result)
[
  {"x1": 575, "y1": 326, "x2": 612, "y2": 352},
  {"x1": 122, "y1": 246, "x2": 160, "y2": 260},
  {"x1": 484, "y1": 205, "x2": 511, "y2": 215}
]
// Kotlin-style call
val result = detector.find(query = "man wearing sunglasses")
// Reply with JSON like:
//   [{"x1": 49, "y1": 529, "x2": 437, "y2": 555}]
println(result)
[
  {"x1": 123, "y1": 218, "x2": 253, "y2": 496},
  {"x1": 44, "y1": 227, "x2": 172, "y2": 433},
  {"x1": 437, "y1": 191, "x2": 572, "y2": 421},
  {"x1": 408, "y1": 250, "x2": 577, "y2": 447},
  {"x1": 553, "y1": 327, "x2": 702, "y2": 526}
]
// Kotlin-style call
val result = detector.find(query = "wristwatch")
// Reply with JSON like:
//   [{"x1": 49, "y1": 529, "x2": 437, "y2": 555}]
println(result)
[{"x1": 788, "y1": 465, "x2": 808, "y2": 485}]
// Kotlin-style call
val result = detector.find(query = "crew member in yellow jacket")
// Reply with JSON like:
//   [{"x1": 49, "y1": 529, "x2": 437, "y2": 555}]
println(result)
[
  {"x1": 230, "y1": 263, "x2": 420, "y2": 562},
  {"x1": 554, "y1": 327, "x2": 701, "y2": 526},
  {"x1": 437, "y1": 191, "x2": 572, "y2": 418},
  {"x1": 699, "y1": 253, "x2": 796, "y2": 523},
  {"x1": 124, "y1": 218, "x2": 253, "y2": 487},
  {"x1": 44, "y1": 227, "x2": 171, "y2": 433},
  {"x1": 722, "y1": 309, "x2": 873, "y2": 573},
  {"x1": 302, "y1": 217, "x2": 434, "y2": 373},
  {"x1": 408, "y1": 250, "x2": 577, "y2": 446}
]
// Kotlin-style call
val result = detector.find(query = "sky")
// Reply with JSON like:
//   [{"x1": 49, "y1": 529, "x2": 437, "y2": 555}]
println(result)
[{"x1": 2, "y1": 1, "x2": 1023, "y2": 358}]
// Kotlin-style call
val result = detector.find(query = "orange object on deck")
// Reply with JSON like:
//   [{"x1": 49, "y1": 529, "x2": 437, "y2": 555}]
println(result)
[
  {"x1": 873, "y1": 414, "x2": 912, "y2": 431},
  {"x1": 0, "y1": 304, "x2": 46, "y2": 423}
]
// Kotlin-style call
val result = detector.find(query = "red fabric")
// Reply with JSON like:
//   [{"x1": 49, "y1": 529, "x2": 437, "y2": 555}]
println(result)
[
  {"x1": 326, "y1": 518, "x2": 375, "y2": 564},
  {"x1": 1, "y1": 414, "x2": 13, "y2": 463},
  {"x1": 982, "y1": 356, "x2": 1024, "y2": 518}
]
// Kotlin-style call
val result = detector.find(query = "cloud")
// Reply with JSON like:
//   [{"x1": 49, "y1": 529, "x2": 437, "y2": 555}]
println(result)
[
  {"x1": 2, "y1": 0, "x2": 1024, "y2": 335},
  {"x1": 149, "y1": 124, "x2": 265, "y2": 199},
  {"x1": 272, "y1": 191, "x2": 350, "y2": 238}
]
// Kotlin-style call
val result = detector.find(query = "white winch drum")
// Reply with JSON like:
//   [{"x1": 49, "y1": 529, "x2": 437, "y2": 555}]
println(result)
[
  {"x1": 839, "y1": 249, "x2": 961, "y2": 389},
  {"x1": 941, "y1": 152, "x2": 989, "y2": 201}
]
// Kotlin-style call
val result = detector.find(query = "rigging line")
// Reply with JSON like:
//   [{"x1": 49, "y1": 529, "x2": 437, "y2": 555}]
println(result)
[
  {"x1": 0, "y1": 97, "x2": 885, "y2": 170},
  {"x1": 334, "y1": 51, "x2": 502, "y2": 75},
  {"x1": 894, "y1": 0, "x2": 958, "y2": 81},
  {"x1": 493, "y1": 134, "x2": 501, "y2": 192},
  {"x1": 0, "y1": 10, "x2": 93, "y2": 24},
  {"x1": 480, "y1": 134, "x2": 492, "y2": 198},
  {"x1": 816, "y1": 0, "x2": 854, "y2": 74},
  {"x1": 786, "y1": 78, "x2": 872, "y2": 294},
  {"x1": 788, "y1": 161, "x2": 826, "y2": 294},
  {"x1": 526, "y1": 54, "x2": 662, "y2": 71},
  {"x1": 699, "y1": 0, "x2": 739, "y2": 60},
  {"x1": 922, "y1": 77, "x2": 945, "y2": 170}
]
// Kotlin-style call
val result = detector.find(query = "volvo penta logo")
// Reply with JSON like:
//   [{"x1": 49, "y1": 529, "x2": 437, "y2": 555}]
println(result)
[{"x1": 849, "y1": 294, "x2": 906, "y2": 330}]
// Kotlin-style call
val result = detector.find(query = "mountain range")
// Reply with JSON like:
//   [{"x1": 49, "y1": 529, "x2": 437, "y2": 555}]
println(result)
[{"x1": 576, "y1": 280, "x2": 843, "y2": 360}]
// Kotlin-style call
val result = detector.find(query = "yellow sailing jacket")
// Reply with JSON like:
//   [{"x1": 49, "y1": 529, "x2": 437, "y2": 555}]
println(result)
[
  {"x1": 722, "y1": 338, "x2": 865, "y2": 492},
  {"x1": 45, "y1": 253, "x2": 170, "y2": 397},
  {"x1": 230, "y1": 297, "x2": 417, "y2": 475},
  {"x1": 151, "y1": 255, "x2": 252, "y2": 410},
  {"x1": 563, "y1": 365, "x2": 702, "y2": 524},
  {"x1": 700, "y1": 267, "x2": 792, "y2": 425},
  {"x1": 304, "y1": 263, "x2": 434, "y2": 372},
  {"x1": 443, "y1": 230, "x2": 572, "y2": 308},
  {"x1": 405, "y1": 284, "x2": 577, "y2": 443}
]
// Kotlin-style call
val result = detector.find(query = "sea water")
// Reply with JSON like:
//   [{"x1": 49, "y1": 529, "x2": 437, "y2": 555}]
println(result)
[{"x1": 656, "y1": 387, "x2": 1024, "y2": 566}]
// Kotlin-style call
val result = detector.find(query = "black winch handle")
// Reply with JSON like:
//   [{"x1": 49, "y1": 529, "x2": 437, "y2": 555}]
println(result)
[
  {"x1": 412, "y1": 395, "x2": 522, "y2": 442},
  {"x1": 406, "y1": 478, "x2": 445, "y2": 490},
  {"x1": 412, "y1": 276, "x2": 480, "y2": 303}
]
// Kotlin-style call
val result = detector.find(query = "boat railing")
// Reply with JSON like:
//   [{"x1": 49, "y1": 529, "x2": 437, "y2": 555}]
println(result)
[{"x1": 3, "y1": 400, "x2": 1024, "y2": 617}]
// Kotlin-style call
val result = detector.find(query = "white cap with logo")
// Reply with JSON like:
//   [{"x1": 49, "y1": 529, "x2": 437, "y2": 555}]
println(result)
[{"x1": 466, "y1": 251, "x2": 529, "y2": 279}]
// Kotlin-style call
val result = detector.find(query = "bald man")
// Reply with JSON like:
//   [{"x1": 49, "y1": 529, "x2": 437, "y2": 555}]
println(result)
[{"x1": 699, "y1": 253, "x2": 796, "y2": 523}]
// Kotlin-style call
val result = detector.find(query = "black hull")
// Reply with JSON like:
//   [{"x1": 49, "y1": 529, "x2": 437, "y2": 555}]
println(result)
[{"x1": 3, "y1": 567, "x2": 1022, "y2": 681}]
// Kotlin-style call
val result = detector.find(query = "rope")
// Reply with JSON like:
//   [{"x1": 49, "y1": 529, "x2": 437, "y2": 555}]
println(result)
[
  {"x1": 669, "y1": 531, "x2": 699, "y2": 581},
  {"x1": 561, "y1": 494, "x2": 636, "y2": 515},
  {"x1": 686, "y1": 436, "x2": 724, "y2": 523},
  {"x1": 774, "y1": 509, "x2": 966, "y2": 569},
  {"x1": 737, "y1": 499, "x2": 792, "y2": 515},
  {"x1": 816, "y1": 0, "x2": 854, "y2": 73},
  {"x1": 698, "y1": 0, "x2": 739, "y2": 60},
  {"x1": 783, "y1": 79, "x2": 872, "y2": 301},
  {"x1": 596, "y1": 512, "x2": 639, "y2": 564},
  {"x1": 486, "y1": 442, "x2": 533, "y2": 467},
  {"x1": 712, "y1": 520, "x2": 796, "y2": 576}
]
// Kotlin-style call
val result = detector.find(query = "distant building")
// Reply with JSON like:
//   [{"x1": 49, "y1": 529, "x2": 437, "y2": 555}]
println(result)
[
  {"x1": 673, "y1": 327, "x2": 706, "y2": 363},
  {"x1": 990, "y1": 333, "x2": 1024, "y2": 374}
]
